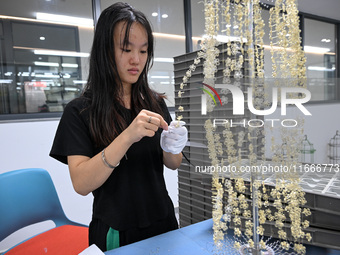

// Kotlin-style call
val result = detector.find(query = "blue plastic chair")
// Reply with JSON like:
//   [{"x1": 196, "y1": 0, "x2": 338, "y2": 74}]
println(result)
[{"x1": 0, "y1": 168, "x2": 88, "y2": 254}]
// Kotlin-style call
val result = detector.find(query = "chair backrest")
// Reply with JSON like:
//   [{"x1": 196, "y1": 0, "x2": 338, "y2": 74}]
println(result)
[{"x1": 0, "y1": 168, "x2": 75, "y2": 242}]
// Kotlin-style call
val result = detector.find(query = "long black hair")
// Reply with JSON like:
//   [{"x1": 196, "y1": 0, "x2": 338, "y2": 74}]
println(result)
[{"x1": 83, "y1": 2, "x2": 164, "y2": 147}]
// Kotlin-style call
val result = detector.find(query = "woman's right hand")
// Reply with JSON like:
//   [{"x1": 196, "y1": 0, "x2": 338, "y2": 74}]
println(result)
[
  {"x1": 123, "y1": 109, "x2": 168, "y2": 145},
  {"x1": 67, "y1": 110, "x2": 168, "y2": 196}
]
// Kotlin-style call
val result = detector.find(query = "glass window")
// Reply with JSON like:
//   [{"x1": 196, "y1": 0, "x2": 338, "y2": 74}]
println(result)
[
  {"x1": 0, "y1": 0, "x2": 94, "y2": 116},
  {"x1": 101, "y1": 0, "x2": 186, "y2": 107},
  {"x1": 304, "y1": 18, "x2": 337, "y2": 101},
  {"x1": 191, "y1": 0, "x2": 204, "y2": 52}
]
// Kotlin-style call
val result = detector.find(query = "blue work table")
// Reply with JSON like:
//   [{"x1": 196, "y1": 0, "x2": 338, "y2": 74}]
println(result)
[{"x1": 105, "y1": 219, "x2": 340, "y2": 255}]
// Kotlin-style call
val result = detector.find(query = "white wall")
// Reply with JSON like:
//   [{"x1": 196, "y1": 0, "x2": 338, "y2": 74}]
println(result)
[
  {"x1": 0, "y1": 118, "x2": 178, "y2": 252},
  {"x1": 300, "y1": 103, "x2": 340, "y2": 163},
  {"x1": 265, "y1": 103, "x2": 340, "y2": 164}
]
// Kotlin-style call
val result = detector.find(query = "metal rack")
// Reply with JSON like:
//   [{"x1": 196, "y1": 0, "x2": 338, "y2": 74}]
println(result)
[{"x1": 174, "y1": 47, "x2": 340, "y2": 251}]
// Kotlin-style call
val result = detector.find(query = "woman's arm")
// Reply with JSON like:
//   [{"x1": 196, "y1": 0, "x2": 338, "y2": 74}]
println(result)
[
  {"x1": 67, "y1": 131, "x2": 132, "y2": 196},
  {"x1": 68, "y1": 109, "x2": 168, "y2": 196}
]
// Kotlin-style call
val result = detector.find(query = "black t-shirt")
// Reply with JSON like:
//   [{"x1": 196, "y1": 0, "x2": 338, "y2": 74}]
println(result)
[{"x1": 50, "y1": 96, "x2": 175, "y2": 231}]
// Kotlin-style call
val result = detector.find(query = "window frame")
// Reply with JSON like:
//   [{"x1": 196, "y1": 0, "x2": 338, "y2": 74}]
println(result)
[{"x1": 0, "y1": 0, "x2": 339, "y2": 121}]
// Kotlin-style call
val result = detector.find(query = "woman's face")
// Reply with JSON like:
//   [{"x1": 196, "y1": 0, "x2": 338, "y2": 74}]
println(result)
[{"x1": 113, "y1": 21, "x2": 148, "y2": 89}]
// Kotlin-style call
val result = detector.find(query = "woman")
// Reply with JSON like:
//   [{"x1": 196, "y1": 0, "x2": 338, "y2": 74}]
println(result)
[{"x1": 50, "y1": 2, "x2": 187, "y2": 251}]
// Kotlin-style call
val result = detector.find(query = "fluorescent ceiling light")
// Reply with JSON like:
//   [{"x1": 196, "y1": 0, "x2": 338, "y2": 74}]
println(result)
[
  {"x1": 201, "y1": 35, "x2": 247, "y2": 43},
  {"x1": 151, "y1": 75, "x2": 170, "y2": 79},
  {"x1": 34, "y1": 49, "x2": 90, "y2": 58},
  {"x1": 304, "y1": 46, "x2": 330, "y2": 53},
  {"x1": 0, "y1": 79, "x2": 13, "y2": 84},
  {"x1": 62, "y1": 63, "x2": 79, "y2": 68},
  {"x1": 65, "y1": 88, "x2": 79, "y2": 91},
  {"x1": 154, "y1": 58, "x2": 174, "y2": 63},
  {"x1": 34, "y1": 73, "x2": 71, "y2": 79},
  {"x1": 308, "y1": 66, "x2": 335, "y2": 72},
  {"x1": 34, "y1": 61, "x2": 59, "y2": 67},
  {"x1": 321, "y1": 38, "x2": 331, "y2": 43},
  {"x1": 262, "y1": 44, "x2": 335, "y2": 55},
  {"x1": 153, "y1": 32, "x2": 185, "y2": 40},
  {"x1": 162, "y1": 14, "x2": 168, "y2": 18},
  {"x1": 0, "y1": 14, "x2": 93, "y2": 29},
  {"x1": 152, "y1": 12, "x2": 158, "y2": 17},
  {"x1": 34, "y1": 62, "x2": 78, "y2": 68},
  {"x1": 217, "y1": 35, "x2": 247, "y2": 43},
  {"x1": 73, "y1": 80, "x2": 87, "y2": 84},
  {"x1": 36, "y1": 12, "x2": 93, "y2": 27},
  {"x1": 149, "y1": 32, "x2": 201, "y2": 41}
]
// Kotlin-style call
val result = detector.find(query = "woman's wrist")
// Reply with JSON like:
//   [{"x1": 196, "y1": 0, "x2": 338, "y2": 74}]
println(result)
[
  {"x1": 163, "y1": 151, "x2": 182, "y2": 170},
  {"x1": 119, "y1": 129, "x2": 135, "y2": 148},
  {"x1": 101, "y1": 148, "x2": 120, "y2": 169}
]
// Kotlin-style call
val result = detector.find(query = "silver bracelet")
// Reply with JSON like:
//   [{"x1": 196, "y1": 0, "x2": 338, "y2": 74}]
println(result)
[{"x1": 101, "y1": 149, "x2": 120, "y2": 169}]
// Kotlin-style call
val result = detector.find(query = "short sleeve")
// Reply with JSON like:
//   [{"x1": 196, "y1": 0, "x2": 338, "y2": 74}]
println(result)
[{"x1": 49, "y1": 98, "x2": 94, "y2": 164}]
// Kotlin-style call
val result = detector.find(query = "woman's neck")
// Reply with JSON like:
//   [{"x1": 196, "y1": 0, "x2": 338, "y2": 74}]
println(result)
[{"x1": 122, "y1": 84, "x2": 132, "y2": 109}]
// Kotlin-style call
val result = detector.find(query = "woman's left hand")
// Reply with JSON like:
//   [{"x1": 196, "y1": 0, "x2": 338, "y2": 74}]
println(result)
[{"x1": 160, "y1": 121, "x2": 188, "y2": 154}]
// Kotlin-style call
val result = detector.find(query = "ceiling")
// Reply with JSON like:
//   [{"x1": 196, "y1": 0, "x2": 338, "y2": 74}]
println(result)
[
  {"x1": 260, "y1": 0, "x2": 340, "y2": 21},
  {"x1": 297, "y1": 0, "x2": 340, "y2": 21},
  {"x1": 1, "y1": 0, "x2": 338, "y2": 66}
]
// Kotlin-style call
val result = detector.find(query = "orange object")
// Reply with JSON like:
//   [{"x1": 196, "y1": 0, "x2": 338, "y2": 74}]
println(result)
[{"x1": 6, "y1": 225, "x2": 88, "y2": 255}]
